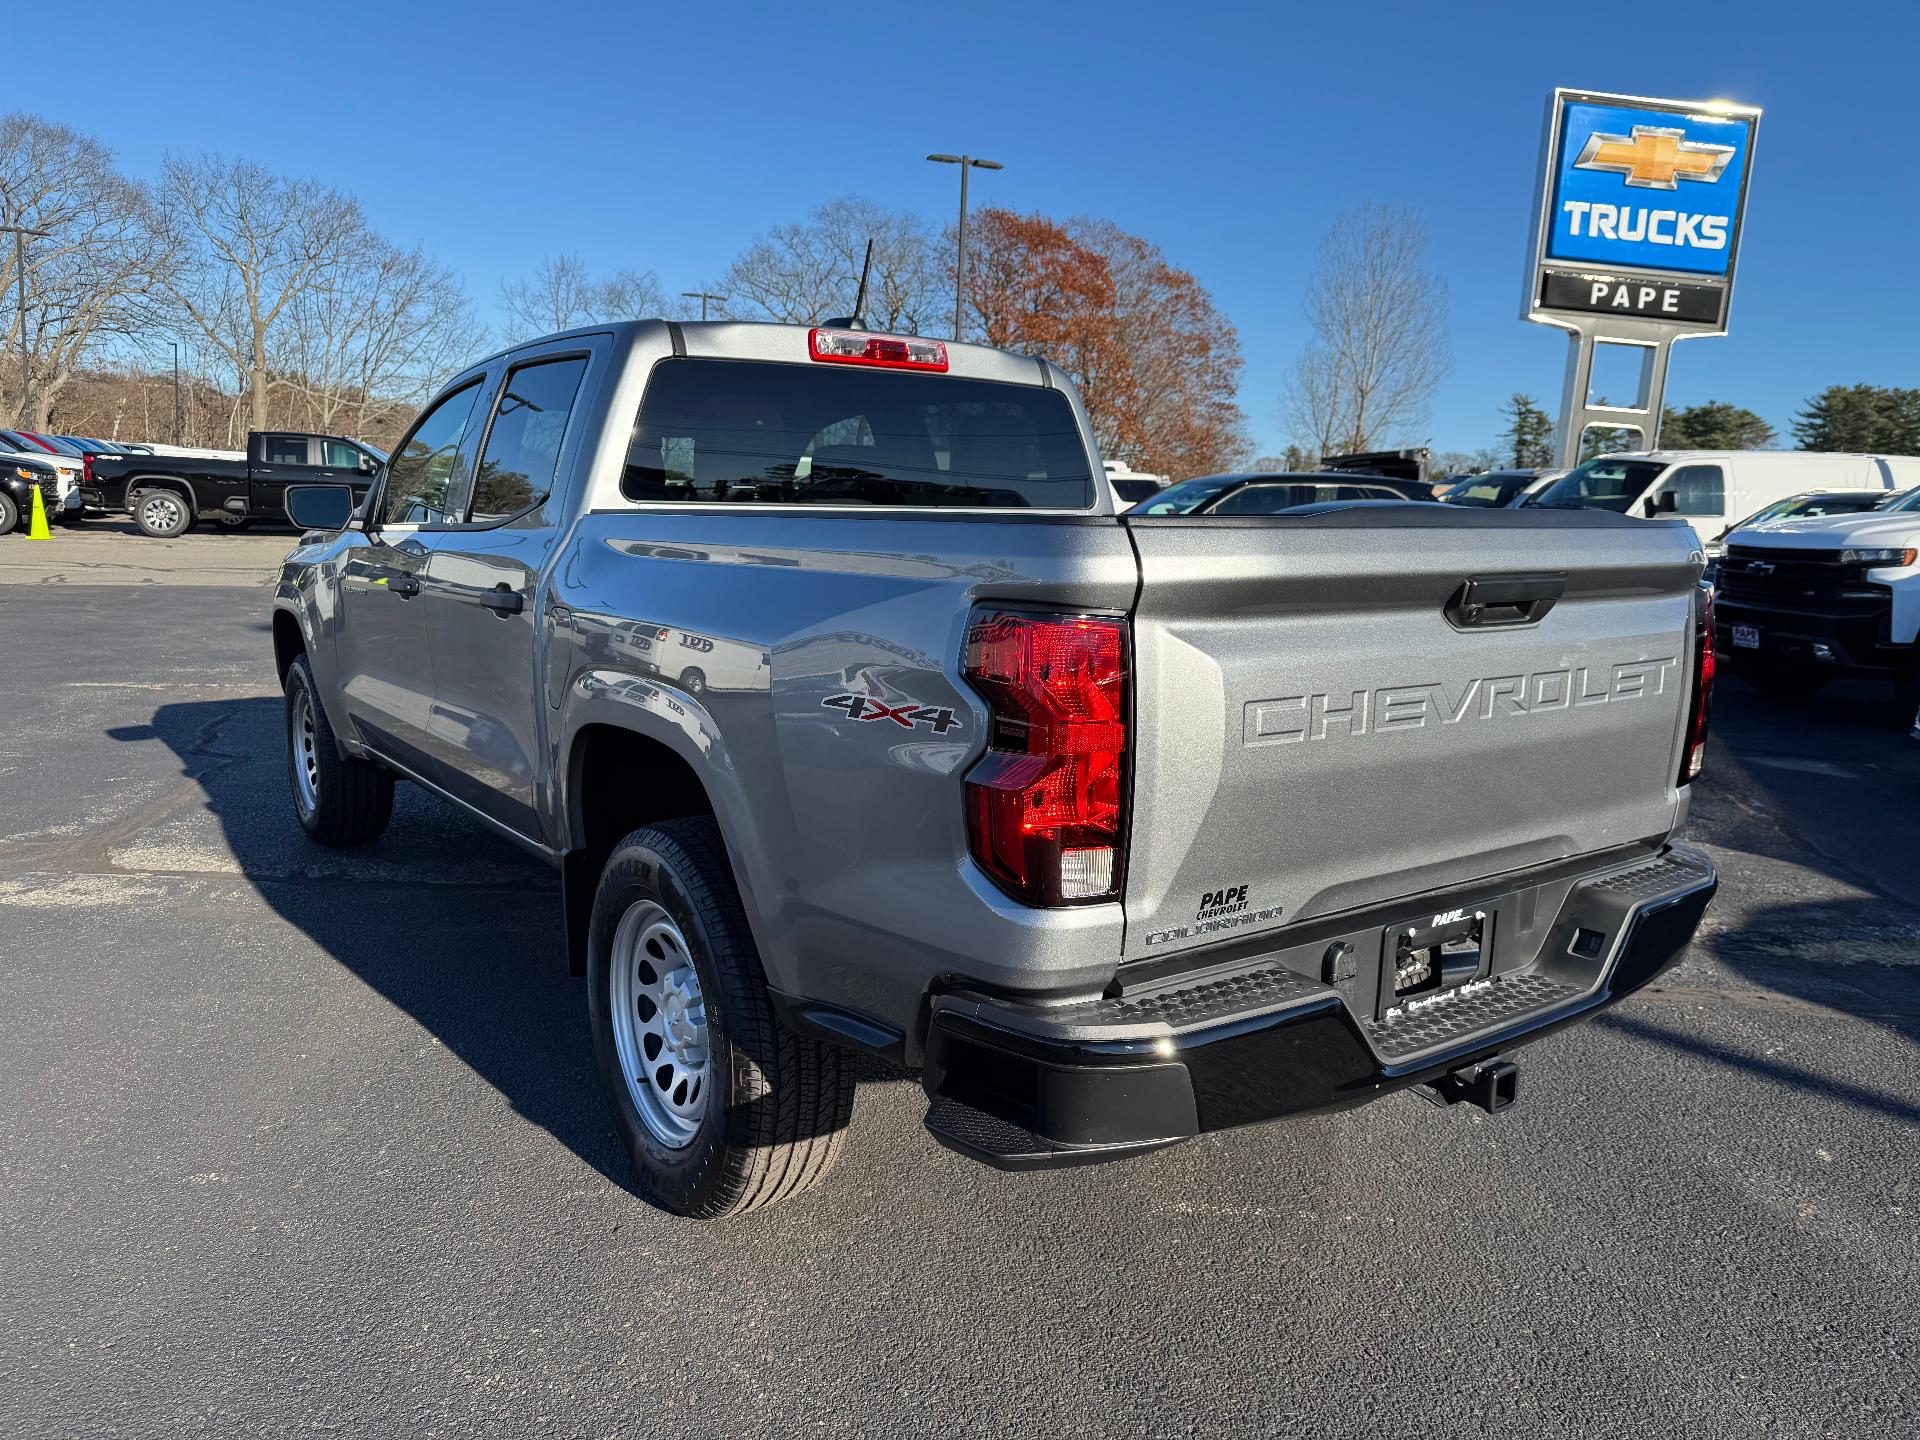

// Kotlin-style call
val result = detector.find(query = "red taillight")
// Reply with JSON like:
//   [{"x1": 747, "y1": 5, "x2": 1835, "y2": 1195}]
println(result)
[
  {"x1": 962, "y1": 611, "x2": 1128, "y2": 905},
  {"x1": 808, "y1": 327, "x2": 948, "y2": 372},
  {"x1": 82, "y1": 454, "x2": 94, "y2": 486},
  {"x1": 1680, "y1": 585, "x2": 1715, "y2": 784}
]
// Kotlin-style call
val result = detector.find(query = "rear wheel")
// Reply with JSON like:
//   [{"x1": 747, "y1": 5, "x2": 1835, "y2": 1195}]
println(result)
[
  {"x1": 284, "y1": 654, "x2": 394, "y2": 845},
  {"x1": 132, "y1": 488, "x2": 194, "y2": 538},
  {"x1": 589, "y1": 817, "x2": 854, "y2": 1217},
  {"x1": 1734, "y1": 658, "x2": 1831, "y2": 699},
  {"x1": 216, "y1": 514, "x2": 251, "y2": 531}
]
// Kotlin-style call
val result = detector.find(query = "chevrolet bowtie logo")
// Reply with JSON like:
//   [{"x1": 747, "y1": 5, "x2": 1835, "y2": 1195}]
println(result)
[{"x1": 1573, "y1": 125, "x2": 1735, "y2": 190}]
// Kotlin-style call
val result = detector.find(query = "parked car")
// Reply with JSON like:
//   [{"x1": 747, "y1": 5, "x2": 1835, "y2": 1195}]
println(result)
[
  {"x1": 0, "y1": 452, "x2": 62, "y2": 534},
  {"x1": 269, "y1": 319, "x2": 1718, "y2": 1218},
  {"x1": 1134, "y1": 471, "x2": 1427, "y2": 515},
  {"x1": 1102, "y1": 459, "x2": 1168, "y2": 508},
  {"x1": 1528, "y1": 450, "x2": 1920, "y2": 558},
  {"x1": 88, "y1": 430, "x2": 384, "y2": 536},
  {"x1": 0, "y1": 429, "x2": 85, "y2": 519},
  {"x1": 1438, "y1": 470, "x2": 1542, "y2": 508},
  {"x1": 1714, "y1": 488, "x2": 1902, "y2": 536},
  {"x1": 1716, "y1": 485, "x2": 1920, "y2": 719}
]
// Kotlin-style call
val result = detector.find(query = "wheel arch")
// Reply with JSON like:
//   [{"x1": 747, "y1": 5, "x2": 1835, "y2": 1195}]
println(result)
[
  {"x1": 559, "y1": 710, "x2": 755, "y2": 978},
  {"x1": 125, "y1": 473, "x2": 199, "y2": 505},
  {"x1": 271, "y1": 606, "x2": 307, "y2": 683}
]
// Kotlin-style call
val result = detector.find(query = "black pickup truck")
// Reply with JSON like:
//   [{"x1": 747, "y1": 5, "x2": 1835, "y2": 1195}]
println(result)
[{"x1": 88, "y1": 431, "x2": 384, "y2": 537}]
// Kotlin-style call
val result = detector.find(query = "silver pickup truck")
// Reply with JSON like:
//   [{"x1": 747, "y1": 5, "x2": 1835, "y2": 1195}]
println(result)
[{"x1": 272, "y1": 320, "x2": 1719, "y2": 1218}]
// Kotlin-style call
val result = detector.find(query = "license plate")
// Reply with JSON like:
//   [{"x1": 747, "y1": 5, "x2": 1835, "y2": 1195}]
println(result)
[{"x1": 1731, "y1": 624, "x2": 1760, "y2": 650}]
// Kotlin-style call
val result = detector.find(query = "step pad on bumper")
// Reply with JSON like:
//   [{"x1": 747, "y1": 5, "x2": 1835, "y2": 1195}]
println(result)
[
  {"x1": 1363, "y1": 972, "x2": 1582, "y2": 1061},
  {"x1": 1050, "y1": 963, "x2": 1323, "y2": 1033}
]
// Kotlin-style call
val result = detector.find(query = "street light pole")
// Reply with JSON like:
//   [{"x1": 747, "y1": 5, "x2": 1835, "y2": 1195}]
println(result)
[
  {"x1": 0, "y1": 220, "x2": 51, "y2": 424},
  {"x1": 926, "y1": 154, "x2": 1003, "y2": 342},
  {"x1": 680, "y1": 291, "x2": 726, "y2": 321},
  {"x1": 172, "y1": 342, "x2": 182, "y2": 444}
]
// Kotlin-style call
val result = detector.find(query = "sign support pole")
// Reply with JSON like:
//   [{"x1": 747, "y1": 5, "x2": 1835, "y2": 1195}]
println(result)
[{"x1": 1549, "y1": 318, "x2": 1683, "y2": 470}]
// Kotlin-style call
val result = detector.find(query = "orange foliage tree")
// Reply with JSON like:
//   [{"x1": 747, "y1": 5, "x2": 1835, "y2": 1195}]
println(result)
[{"x1": 965, "y1": 209, "x2": 1248, "y2": 479}]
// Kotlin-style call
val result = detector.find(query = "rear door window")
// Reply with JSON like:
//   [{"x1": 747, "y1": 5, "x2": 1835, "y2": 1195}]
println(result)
[
  {"x1": 469, "y1": 356, "x2": 589, "y2": 522},
  {"x1": 622, "y1": 358, "x2": 1092, "y2": 509},
  {"x1": 262, "y1": 435, "x2": 312, "y2": 466}
]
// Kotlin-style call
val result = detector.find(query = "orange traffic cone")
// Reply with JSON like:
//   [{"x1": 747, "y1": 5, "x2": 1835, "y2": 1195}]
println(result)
[{"x1": 27, "y1": 483, "x2": 52, "y2": 540}]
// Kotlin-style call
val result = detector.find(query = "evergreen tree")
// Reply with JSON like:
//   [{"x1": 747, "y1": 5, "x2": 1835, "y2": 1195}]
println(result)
[
  {"x1": 1792, "y1": 385, "x2": 1920, "y2": 454},
  {"x1": 1661, "y1": 400, "x2": 1775, "y2": 450},
  {"x1": 1499, "y1": 393, "x2": 1553, "y2": 468}
]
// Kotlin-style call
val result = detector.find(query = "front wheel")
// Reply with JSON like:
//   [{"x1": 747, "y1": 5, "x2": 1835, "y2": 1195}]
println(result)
[
  {"x1": 588, "y1": 818, "x2": 854, "y2": 1217},
  {"x1": 0, "y1": 493, "x2": 17, "y2": 535},
  {"x1": 131, "y1": 488, "x2": 194, "y2": 538},
  {"x1": 284, "y1": 654, "x2": 394, "y2": 845}
]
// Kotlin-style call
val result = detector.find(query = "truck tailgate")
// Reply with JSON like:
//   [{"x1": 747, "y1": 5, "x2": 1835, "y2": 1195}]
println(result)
[{"x1": 1120, "y1": 506, "x2": 1702, "y2": 962}]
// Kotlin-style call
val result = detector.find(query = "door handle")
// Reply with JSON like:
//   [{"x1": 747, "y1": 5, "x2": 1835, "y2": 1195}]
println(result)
[
  {"x1": 476, "y1": 583, "x2": 525, "y2": 616},
  {"x1": 1445, "y1": 573, "x2": 1566, "y2": 629},
  {"x1": 388, "y1": 574, "x2": 421, "y2": 598}
]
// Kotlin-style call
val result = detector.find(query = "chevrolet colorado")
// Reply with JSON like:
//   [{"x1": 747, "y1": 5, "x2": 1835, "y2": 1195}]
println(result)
[{"x1": 271, "y1": 320, "x2": 1718, "y2": 1218}]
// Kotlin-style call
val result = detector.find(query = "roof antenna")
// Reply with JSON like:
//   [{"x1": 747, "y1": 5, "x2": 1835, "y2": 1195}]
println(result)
[{"x1": 823, "y1": 238, "x2": 874, "y2": 330}]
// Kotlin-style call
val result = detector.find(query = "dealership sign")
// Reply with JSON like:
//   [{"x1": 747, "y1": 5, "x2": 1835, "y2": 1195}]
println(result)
[{"x1": 1526, "y1": 90, "x2": 1760, "y2": 333}]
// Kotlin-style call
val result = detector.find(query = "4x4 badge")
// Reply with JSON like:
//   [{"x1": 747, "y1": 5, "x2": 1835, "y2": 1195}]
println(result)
[{"x1": 822, "y1": 693, "x2": 962, "y2": 733}]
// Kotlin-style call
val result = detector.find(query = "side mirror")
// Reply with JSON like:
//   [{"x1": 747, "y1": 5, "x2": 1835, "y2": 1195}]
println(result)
[
  {"x1": 357, "y1": 454, "x2": 379, "y2": 477},
  {"x1": 1656, "y1": 490, "x2": 1680, "y2": 514},
  {"x1": 287, "y1": 483, "x2": 357, "y2": 531}
]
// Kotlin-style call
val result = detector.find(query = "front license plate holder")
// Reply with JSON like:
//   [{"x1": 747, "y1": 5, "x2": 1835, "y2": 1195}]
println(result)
[{"x1": 1731, "y1": 624, "x2": 1760, "y2": 650}]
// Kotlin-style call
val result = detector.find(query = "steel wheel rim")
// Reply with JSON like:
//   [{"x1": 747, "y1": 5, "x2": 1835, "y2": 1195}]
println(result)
[
  {"x1": 289, "y1": 688, "x2": 320, "y2": 816},
  {"x1": 609, "y1": 899, "x2": 710, "y2": 1149},
  {"x1": 141, "y1": 494, "x2": 182, "y2": 532}
]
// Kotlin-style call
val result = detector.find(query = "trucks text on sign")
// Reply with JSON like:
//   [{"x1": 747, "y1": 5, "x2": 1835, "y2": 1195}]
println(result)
[{"x1": 1546, "y1": 101, "x2": 1753, "y2": 278}]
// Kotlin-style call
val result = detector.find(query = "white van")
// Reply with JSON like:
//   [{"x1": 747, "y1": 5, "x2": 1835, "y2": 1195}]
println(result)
[{"x1": 1525, "y1": 450, "x2": 1920, "y2": 554}]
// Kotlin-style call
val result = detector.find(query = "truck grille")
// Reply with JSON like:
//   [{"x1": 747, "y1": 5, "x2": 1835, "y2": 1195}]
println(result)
[{"x1": 1717, "y1": 546, "x2": 1892, "y2": 619}]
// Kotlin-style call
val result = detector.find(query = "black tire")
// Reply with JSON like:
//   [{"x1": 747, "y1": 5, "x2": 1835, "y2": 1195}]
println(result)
[
  {"x1": 588, "y1": 817, "x2": 854, "y2": 1218},
  {"x1": 284, "y1": 654, "x2": 394, "y2": 845},
  {"x1": 216, "y1": 514, "x2": 251, "y2": 531},
  {"x1": 1735, "y1": 658, "x2": 1831, "y2": 699},
  {"x1": 0, "y1": 493, "x2": 17, "y2": 536},
  {"x1": 679, "y1": 667, "x2": 707, "y2": 696},
  {"x1": 131, "y1": 487, "x2": 194, "y2": 538}
]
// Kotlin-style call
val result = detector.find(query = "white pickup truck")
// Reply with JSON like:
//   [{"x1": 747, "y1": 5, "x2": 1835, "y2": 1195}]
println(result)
[{"x1": 1716, "y1": 487, "x2": 1920, "y2": 720}]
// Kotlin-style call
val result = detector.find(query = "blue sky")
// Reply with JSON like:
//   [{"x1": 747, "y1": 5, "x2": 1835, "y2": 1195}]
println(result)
[{"x1": 27, "y1": 0, "x2": 1920, "y2": 456}]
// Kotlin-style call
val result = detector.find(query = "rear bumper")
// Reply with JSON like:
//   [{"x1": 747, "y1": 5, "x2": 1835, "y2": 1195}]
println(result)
[{"x1": 921, "y1": 846, "x2": 1717, "y2": 1169}]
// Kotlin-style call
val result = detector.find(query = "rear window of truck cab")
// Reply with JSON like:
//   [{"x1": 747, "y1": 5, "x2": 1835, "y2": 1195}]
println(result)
[{"x1": 621, "y1": 358, "x2": 1093, "y2": 509}]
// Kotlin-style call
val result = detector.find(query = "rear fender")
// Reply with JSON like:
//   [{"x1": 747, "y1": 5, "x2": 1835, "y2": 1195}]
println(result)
[{"x1": 552, "y1": 668, "x2": 774, "y2": 979}]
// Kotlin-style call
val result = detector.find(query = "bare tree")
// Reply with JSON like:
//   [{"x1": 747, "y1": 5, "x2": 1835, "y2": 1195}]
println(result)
[
  {"x1": 0, "y1": 113, "x2": 173, "y2": 428},
  {"x1": 1283, "y1": 203, "x2": 1450, "y2": 455},
  {"x1": 718, "y1": 197, "x2": 941, "y2": 333},
  {"x1": 159, "y1": 154, "x2": 363, "y2": 434},
  {"x1": 279, "y1": 236, "x2": 484, "y2": 440},
  {"x1": 500, "y1": 253, "x2": 664, "y2": 340}
]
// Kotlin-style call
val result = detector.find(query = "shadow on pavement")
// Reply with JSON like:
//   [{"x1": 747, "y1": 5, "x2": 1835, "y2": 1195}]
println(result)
[{"x1": 110, "y1": 697, "x2": 653, "y2": 1196}]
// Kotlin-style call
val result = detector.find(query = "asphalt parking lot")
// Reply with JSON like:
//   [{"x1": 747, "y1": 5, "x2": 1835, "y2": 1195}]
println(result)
[{"x1": 2, "y1": 533, "x2": 1917, "y2": 1438}]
